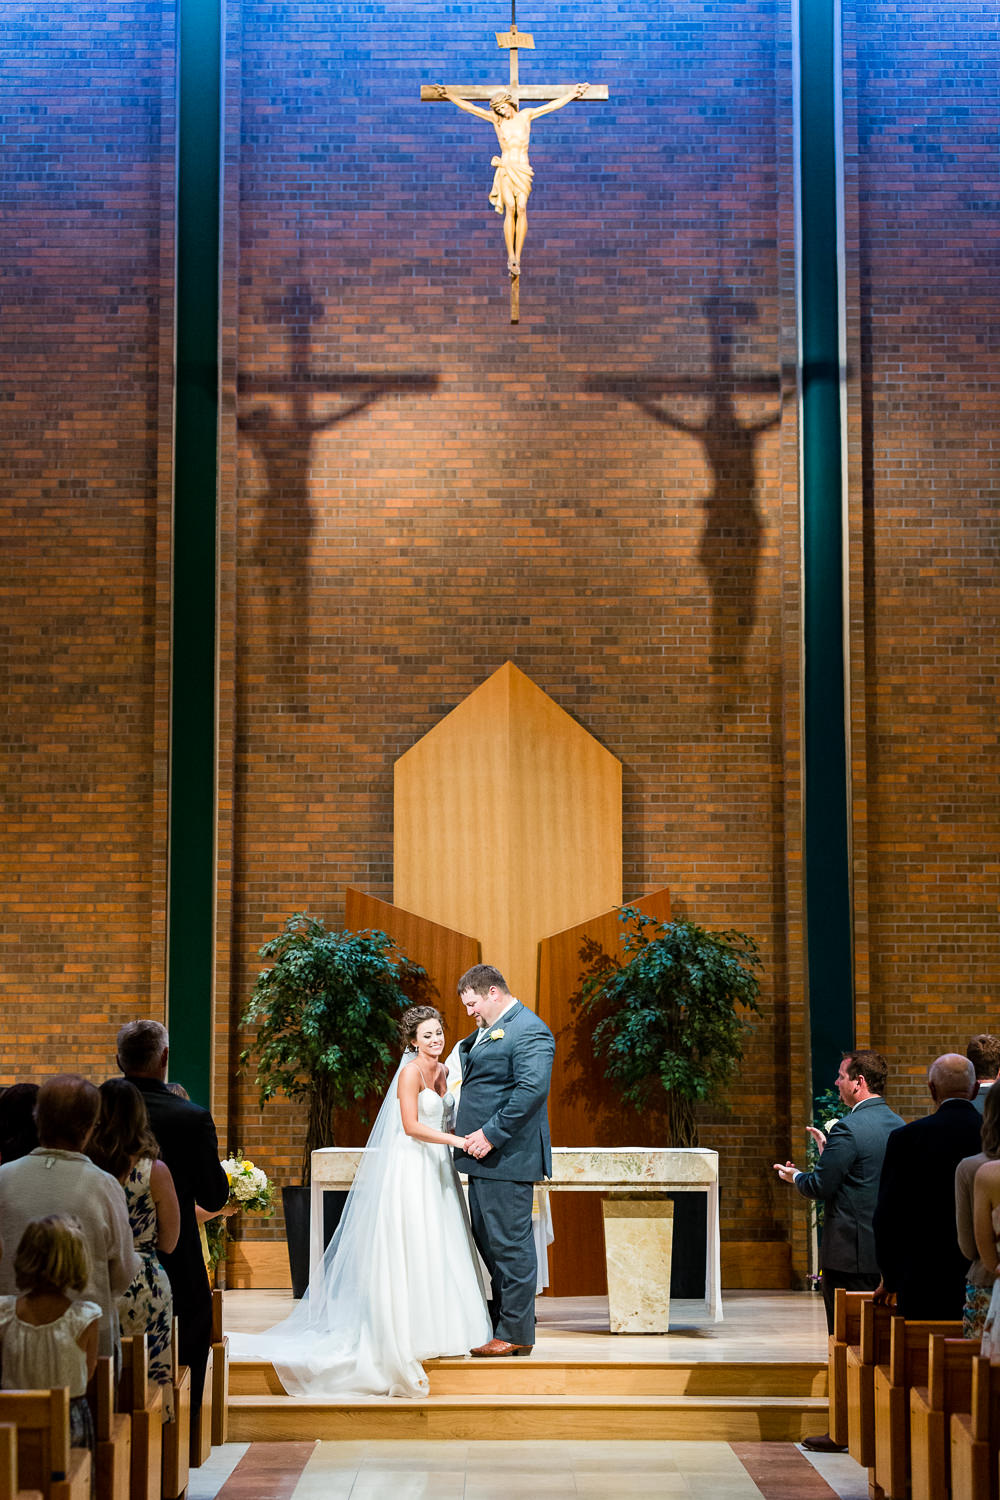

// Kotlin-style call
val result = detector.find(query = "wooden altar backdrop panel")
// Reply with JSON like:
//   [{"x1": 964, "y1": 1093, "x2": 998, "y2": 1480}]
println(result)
[
  {"x1": 344, "y1": 887, "x2": 480, "y2": 1060},
  {"x1": 537, "y1": 888, "x2": 672, "y2": 1296},
  {"x1": 394, "y1": 662, "x2": 622, "y2": 1008}
]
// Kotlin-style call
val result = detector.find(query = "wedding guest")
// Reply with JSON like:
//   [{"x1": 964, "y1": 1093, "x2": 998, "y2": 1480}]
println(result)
[
  {"x1": 874, "y1": 1053, "x2": 981, "y2": 1318},
  {"x1": 955, "y1": 1082, "x2": 1000, "y2": 1336},
  {"x1": 0, "y1": 1083, "x2": 39, "y2": 1163},
  {"x1": 0, "y1": 1076, "x2": 139, "y2": 1363},
  {"x1": 166, "y1": 1082, "x2": 238, "y2": 1268},
  {"x1": 117, "y1": 1021, "x2": 228, "y2": 1452},
  {"x1": 774, "y1": 1050, "x2": 903, "y2": 1331},
  {"x1": 773, "y1": 1049, "x2": 903, "y2": 1454},
  {"x1": 88, "y1": 1078, "x2": 180, "y2": 1416},
  {"x1": 0, "y1": 1216, "x2": 101, "y2": 1452},
  {"x1": 966, "y1": 1035, "x2": 1000, "y2": 1117},
  {"x1": 974, "y1": 1151, "x2": 1000, "y2": 1359}
]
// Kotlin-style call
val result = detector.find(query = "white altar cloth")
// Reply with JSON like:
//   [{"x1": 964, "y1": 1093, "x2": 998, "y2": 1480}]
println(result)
[{"x1": 310, "y1": 1145, "x2": 723, "y2": 1322}]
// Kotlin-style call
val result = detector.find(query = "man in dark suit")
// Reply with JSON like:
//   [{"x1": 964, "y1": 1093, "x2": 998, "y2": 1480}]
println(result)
[
  {"x1": 873, "y1": 1052, "x2": 982, "y2": 1320},
  {"x1": 117, "y1": 1019, "x2": 229, "y2": 1454},
  {"x1": 774, "y1": 1049, "x2": 905, "y2": 1336},
  {"x1": 454, "y1": 963, "x2": 554, "y2": 1358}
]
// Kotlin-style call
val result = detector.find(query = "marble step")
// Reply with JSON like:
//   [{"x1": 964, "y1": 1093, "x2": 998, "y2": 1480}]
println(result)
[
  {"x1": 230, "y1": 1357, "x2": 827, "y2": 1400},
  {"x1": 228, "y1": 1390, "x2": 829, "y2": 1443}
]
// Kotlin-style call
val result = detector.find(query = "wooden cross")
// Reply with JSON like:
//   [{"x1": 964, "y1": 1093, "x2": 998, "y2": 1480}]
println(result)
[{"x1": 422, "y1": 7, "x2": 608, "y2": 323}]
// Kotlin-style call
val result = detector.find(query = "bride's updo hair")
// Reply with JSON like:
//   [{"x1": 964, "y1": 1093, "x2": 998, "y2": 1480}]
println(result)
[{"x1": 399, "y1": 1005, "x2": 444, "y2": 1051}]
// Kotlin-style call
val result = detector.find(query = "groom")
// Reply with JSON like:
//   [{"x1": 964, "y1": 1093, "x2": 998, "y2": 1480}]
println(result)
[{"x1": 454, "y1": 963, "x2": 555, "y2": 1357}]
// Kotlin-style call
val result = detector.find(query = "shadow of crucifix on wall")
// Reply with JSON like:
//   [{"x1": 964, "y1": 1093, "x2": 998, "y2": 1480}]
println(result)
[
  {"x1": 586, "y1": 292, "x2": 786, "y2": 682},
  {"x1": 238, "y1": 284, "x2": 439, "y2": 705}
]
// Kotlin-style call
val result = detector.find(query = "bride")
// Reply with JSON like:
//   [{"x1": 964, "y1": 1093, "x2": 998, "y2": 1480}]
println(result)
[{"x1": 235, "y1": 1005, "x2": 491, "y2": 1398}]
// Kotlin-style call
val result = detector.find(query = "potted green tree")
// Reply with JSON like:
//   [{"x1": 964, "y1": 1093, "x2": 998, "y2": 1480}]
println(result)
[
  {"x1": 239, "y1": 912, "x2": 428, "y2": 1295},
  {"x1": 578, "y1": 906, "x2": 763, "y2": 1146},
  {"x1": 578, "y1": 906, "x2": 762, "y2": 1293}
]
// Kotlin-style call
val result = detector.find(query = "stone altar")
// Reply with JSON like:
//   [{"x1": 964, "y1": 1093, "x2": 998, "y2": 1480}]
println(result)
[{"x1": 310, "y1": 1145, "x2": 722, "y2": 1330}]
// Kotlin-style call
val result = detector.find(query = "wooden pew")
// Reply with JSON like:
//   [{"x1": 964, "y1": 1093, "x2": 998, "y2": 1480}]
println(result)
[
  {"x1": 0, "y1": 1390, "x2": 90, "y2": 1500},
  {"x1": 160, "y1": 1326, "x2": 189, "y2": 1500},
  {"x1": 830, "y1": 1289, "x2": 873, "y2": 1448},
  {"x1": 909, "y1": 1334, "x2": 980, "y2": 1500},
  {"x1": 209, "y1": 1291, "x2": 228, "y2": 1450},
  {"x1": 117, "y1": 1338, "x2": 162, "y2": 1500},
  {"x1": 0, "y1": 1422, "x2": 43, "y2": 1500},
  {"x1": 873, "y1": 1317, "x2": 963, "y2": 1500},
  {"x1": 190, "y1": 1347, "x2": 211, "y2": 1472},
  {"x1": 950, "y1": 1353, "x2": 1000, "y2": 1500},
  {"x1": 846, "y1": 1297, "x2": 894, "y2": 1468},
  {"x1": 87, "y1": 1360, "x2": 129, "y2": 1500}
]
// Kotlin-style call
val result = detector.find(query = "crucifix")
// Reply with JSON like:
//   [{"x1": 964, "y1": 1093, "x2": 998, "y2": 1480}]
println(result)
[{"x1": 422, "y1": 5, "x2": 608, "y2": 323}]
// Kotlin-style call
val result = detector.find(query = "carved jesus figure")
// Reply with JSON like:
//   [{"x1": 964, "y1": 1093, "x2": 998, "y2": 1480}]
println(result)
[{"x1": 434, "y1": 82, "x2": 588, "y2": 277}]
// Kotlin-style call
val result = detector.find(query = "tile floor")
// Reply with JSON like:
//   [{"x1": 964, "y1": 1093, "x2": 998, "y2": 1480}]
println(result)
[
  {"x1": 210, "y1": 1289, "x2": 868, "y2": 1495},
  {"x1": 191, "y1": 1440, "x2": 871, "y2": 1499}
]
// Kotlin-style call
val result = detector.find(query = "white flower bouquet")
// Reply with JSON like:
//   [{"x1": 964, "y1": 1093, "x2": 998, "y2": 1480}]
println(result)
[
  {"x1": 205, "y1": 1151, "x2": 273, "y2": 1275},
  {"x1": 221, "y1": 1153, "x2": 272, "y2": 1214}
]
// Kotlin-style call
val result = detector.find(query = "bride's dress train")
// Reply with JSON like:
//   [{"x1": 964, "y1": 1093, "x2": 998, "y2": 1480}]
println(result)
[{"x1": 231, "y1": 1081, "x2": 491, "y2": 1398}]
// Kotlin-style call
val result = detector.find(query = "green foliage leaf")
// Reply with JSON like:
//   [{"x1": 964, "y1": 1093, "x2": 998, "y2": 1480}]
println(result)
[
  {"x1": 577, "y1": 908, "x2": 763, "y2": 1146},
  {"x1": 238, "y1": 913, "x2": 428, "y2": 1180}
]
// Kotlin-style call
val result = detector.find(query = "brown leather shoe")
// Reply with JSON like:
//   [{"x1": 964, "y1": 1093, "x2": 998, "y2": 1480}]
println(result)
[
  {"x1": 470, "y1": 1338, "x2": 533, "y2": 1357},
  {"x1": 800, "y1": 1433, "x2": 848, "y2": 1453}
]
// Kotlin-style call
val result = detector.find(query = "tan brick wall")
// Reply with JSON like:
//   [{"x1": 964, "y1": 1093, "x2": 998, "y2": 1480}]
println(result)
[
  {"x1": 224, "y1": 0, "x2": 802, "y2": 1258},
  {"x1": 852, "y1": 0, "x2": 1000, "y2": 1119},
  {"x1": 1, "y1": 2, "x2": 173, "y2": 1081},
  {"x1": 4, "y1": 0, "x2": 996, "y2": 1284}
]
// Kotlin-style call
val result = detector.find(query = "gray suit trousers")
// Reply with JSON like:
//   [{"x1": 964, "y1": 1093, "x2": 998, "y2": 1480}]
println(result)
[{"x1": 468, "y1": 1177, "x2": 536, "y2": 1346}]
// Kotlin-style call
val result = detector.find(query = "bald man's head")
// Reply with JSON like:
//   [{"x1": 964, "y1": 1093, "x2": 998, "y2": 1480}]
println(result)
[
  {"x1": 34, "y1": 1074, "x2": 101, "y2": 1150},
  {"x1": 927, "y1": 1053, "x2": 977, "y2": 1105}
]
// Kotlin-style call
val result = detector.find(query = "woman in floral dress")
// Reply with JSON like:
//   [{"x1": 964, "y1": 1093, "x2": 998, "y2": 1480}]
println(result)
[{"x1": 88, "y1": 1079, "x2": 180, "y2": 1415}]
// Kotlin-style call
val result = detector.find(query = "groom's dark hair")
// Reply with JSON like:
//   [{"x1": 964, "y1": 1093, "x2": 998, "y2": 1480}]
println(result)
[{"x1": 457, "y1": 963, "x2": 510, "y2": 997}]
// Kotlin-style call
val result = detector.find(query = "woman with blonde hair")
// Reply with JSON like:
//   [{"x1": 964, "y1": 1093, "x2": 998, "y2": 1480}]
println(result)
[{"x1": 0, "y1": 1215, "x2": 101, "y2": 1450}]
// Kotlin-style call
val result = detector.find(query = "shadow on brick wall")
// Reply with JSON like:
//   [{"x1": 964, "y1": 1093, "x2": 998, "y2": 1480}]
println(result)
[
  {"x1": 237, "y1": 283, "x2": 438, "y2": 709},
  {"x1": 585, "y1": 291, "x2": 784, "y2": 682}
]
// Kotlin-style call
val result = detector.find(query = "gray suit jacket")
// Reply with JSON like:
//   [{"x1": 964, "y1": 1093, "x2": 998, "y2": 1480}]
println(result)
[
  {"x1": 454, "y1": 1001, "x2": 554, "y2": 1183},
  {"x1": 795, "y1": 1095, "x2": 905, "y2": 1273}
]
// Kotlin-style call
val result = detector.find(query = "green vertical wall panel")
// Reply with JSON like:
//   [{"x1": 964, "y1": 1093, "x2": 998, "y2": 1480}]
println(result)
[
  {"x1": 799, "y1": 0, "x2": 854, "y2": 1093},
  {"x1": 167, "y1": 0, "x2": 222, "y2": 1107}
]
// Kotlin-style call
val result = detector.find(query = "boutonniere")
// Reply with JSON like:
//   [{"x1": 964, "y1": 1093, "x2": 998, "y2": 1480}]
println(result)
[{"x1": 487, "y1": 1027, "x2": 505, "y2": 1042}]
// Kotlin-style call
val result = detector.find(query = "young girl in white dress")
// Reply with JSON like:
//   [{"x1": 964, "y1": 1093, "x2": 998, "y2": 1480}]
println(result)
[
  {"x1": 0, "y1": 1216, "x2": 102, "y2": 1450},
  {"x1": 235, "y1": 1005, "x2": 492, "y2": 1397}
]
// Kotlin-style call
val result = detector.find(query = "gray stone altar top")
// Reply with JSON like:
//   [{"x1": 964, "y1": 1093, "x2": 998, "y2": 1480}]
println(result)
[
  {"x1": 547, "y1": 1146, "x2": 718, "y2": 1191},
  {"x1": 309, "y1": 1145, "x2": 723, "y2": 1323},
  {"x1": 309, "y1": 1145, "x2": 718, "y2": 1192}
]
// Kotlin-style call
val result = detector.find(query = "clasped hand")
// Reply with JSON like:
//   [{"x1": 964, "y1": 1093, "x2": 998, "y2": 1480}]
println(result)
[{"x1": 462, "y1": 1128, "x2": 493, "y2": 1161}]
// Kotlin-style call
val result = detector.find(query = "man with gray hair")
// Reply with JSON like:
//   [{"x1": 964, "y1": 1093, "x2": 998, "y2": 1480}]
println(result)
[
  {"x1": 0, "y1": 1074, "x2": 139, "y2": 1363},
  {"x1": 118, "y1": 1020, "x2": 228, "y2": 1455},
  {"x1": 873, "y1": 1052, "x2": 981, "y2": 1318}
]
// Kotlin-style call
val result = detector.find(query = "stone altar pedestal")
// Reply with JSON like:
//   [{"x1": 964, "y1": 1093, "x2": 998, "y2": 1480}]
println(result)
[
  {"x1": 311, "y1": 1144, "x2": 722, "y2": 1329},
  {"x1": 602, "y1": 1195, "x2": 674, "y2": 1333}
]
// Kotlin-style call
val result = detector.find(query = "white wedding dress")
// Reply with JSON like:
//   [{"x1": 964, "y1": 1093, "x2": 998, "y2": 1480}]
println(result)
[{"x1": 232, "y1": 1068, "x2": 491, "y2": 1398}]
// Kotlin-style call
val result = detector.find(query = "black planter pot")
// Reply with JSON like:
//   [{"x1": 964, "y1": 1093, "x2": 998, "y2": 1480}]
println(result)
[
  {"x1": 668, "y1": 1191, "x2": 709, "y2": 1299},
  {"x1": 282, "y1": 1185, "x2": 349, "y2": 1299}
]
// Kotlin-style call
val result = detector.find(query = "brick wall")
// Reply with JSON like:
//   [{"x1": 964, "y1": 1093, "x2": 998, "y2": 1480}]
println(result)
[
  {"x1": 226, "y1": 0, "x2": 799, "y2": 1259},
  {"x1": 3, "y1": 0, "x2": 996, "y2": 1282},
  {"x1": 0, "y1": 3, "x2": 172, "y2": 1080},
  {"x1": 852, "y1": 0, "x2": 1000, "y2": 1118}
]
